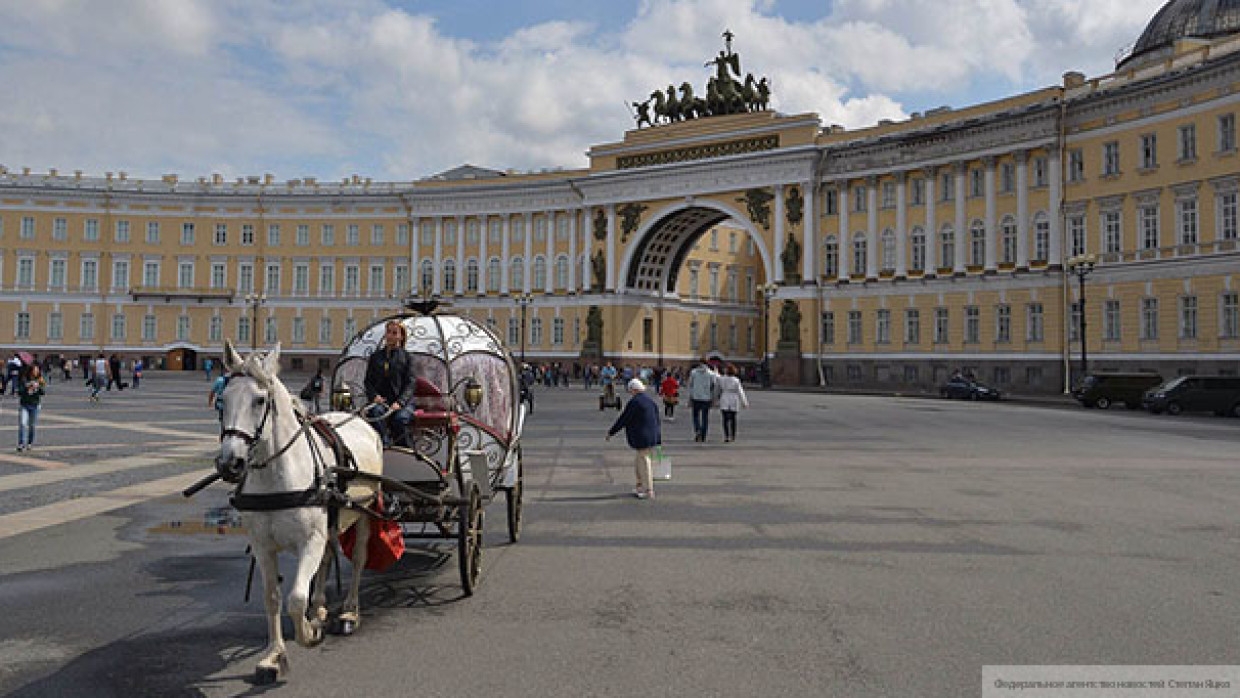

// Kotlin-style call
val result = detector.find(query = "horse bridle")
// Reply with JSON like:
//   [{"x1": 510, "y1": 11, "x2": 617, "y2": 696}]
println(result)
[{"x1": 218, "y1": 373, "x2": 281, "y2": 476}]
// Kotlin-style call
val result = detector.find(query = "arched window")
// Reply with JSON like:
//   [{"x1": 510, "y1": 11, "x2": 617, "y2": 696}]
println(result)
[
  {"x1": 554, "y1": 255, "x2": 569, "y2": 290},
  {"x1": 881, "y1": 229, "x2": 896, "y2": 272},
  {"x1": 970, "y1": 220, "x2": 985, "y2": 266},
  {"x1": 510, "y1": 256, "x2": 525, "y2": 291},
  {"x1": 1000, "y1": 216, "x2": 1017, "y2": 265},
  {"x1": 466, "y1": 258, "x2": 480, "y2": 292},
  {"x1": 487, "y1": 257, "x2": 501, "y2": 293},
  {"x1": 852, "y1": 232, "x2": 867, "y2": 276},
  {"x1": 910, "y1": 226, "x2": 926, "y2": 272},
  {"x1": 823, "y1": 235, "x2": 839, "y2": 278},
  {"x1": 442, "y1": 259, "x2": 456, "y2": 293},
  {"x1": 939, "y1": 224, "x2": 955, "y2": 269},
  {"x1": 1033, "y1": 212, "x2": 1050, "y2": 262},
  {"x1": 533, "y1": 255, "x2": 547, "y2": 289},
  {"x1": 420, "y1": 259, "x2": 434, "y2": 293}
]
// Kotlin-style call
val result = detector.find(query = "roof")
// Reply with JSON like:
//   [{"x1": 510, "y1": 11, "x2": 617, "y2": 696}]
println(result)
[{"x1": 1121, "y1": 0, "x2": 1240, "y2": 67}]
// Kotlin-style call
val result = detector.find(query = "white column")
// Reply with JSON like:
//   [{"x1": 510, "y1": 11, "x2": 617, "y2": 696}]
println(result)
[
  {"x1": 954, "y1": 164, "x2": 967, "y2": 274},
  {"x1": 410, "y1": 216, "x2": 421, "y2": 290},
  {"x1": 866, "y1": 178, "x2": 879, "y2": 279},
  {"x1": 802, "y1": 181, "x2": 816, "y2": 283},
  {"x1": 500, "y1": 215, "x2": 511, "y2": 294},
  {"x1": 838, "y1": 182, "x2": 851, "y2": 281},
  {"x1": 568, "y1": 209, "x2": 577, "y2": 292},
  {"x1": 455, "y1": 215, "x2": 466, "y2": 295},
  {"x1": 895, "y1": 173, "x2": 908, "y2": 278},
  {"x1": 581, "y1": 212, "x2": 591, "y2": 292},
  {"x1": 523, "y1": 212, "x2": 533, "y2": 294},
  {"x1": 774, "y1": 184, "x2": 785, "y2": 283},
  {"x1": 984, "y1": 158, "x2": 997, "y2": 272},
  {"x1": 478, "y1": 215, "x2": 488, "y2": 295},
  {"x1": 1016, "y1": 151, "x2": 1030, "y2": 270},
  {"x1": 432, "y1": 217, "x2": 443, "y2": 294},
  {"x1": 1048, "y1": 150, "x2": 1063, "y2": 267},
  {"x1": 605, "y1": 204, "x2": 616, "y2": 291},
  {"x1": 545, "y1": 210, "x2": 555, "y2": 293},
  {"x1": 924, "y1": 169, "x2": 937, "y2": 275}
]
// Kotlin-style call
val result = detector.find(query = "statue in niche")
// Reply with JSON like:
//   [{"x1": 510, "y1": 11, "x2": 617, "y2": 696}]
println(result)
[
  {"x1": 590, "y1": 249, "x2": 606, "y2": 291},
  {"x1": 785, "y1": 186, "x2": 803, "y2": 226},
  {"x1": 618, "y1": 202, "x2": 647, "y2": 242},
  {"x1": 586, "y1": 305, "x2": 603, "y2": 345},
  {"x1": 781, "y1": 233, "x2": 802, "y2": 284},
  {"x1": 592, "y1": 208, "x2": 607, "y2": 241},
  {"x1": 737, "y1": 188, "x2": 774, "y2": 229},
  {"x1": 778, "y1": 299, "x2": 802, "y2": 345}
]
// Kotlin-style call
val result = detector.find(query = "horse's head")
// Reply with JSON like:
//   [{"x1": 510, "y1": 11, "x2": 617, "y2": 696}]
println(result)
[{"x1": 215, "y1": 340, "x2": 286, "y2": 481}]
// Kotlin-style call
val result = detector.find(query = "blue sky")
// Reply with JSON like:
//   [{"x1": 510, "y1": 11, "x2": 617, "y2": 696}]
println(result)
[{"x1": 0, "y1": 0, "x2": 1167, "y2": 182}]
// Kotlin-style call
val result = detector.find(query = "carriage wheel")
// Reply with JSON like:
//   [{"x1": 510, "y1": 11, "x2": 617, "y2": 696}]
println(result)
[
  {"x1": 457, "y1": 484, "x2": 483, "y2": 596},
  {"x1": 506, "y1": 447, "x2": 524, "y2": 544}
]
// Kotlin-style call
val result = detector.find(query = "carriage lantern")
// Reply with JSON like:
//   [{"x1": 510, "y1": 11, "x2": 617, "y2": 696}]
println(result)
[
  {"x1": 463, "y1": 377, "x2": 484, "y2": 412},
  {"x1": 332, "y1": 385, "x2": 354, "y2": 411}
]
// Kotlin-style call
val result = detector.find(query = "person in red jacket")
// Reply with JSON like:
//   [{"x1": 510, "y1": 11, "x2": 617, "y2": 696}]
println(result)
[{"x1": 658, "y1": 372, "x2": 680, "y2": 422}]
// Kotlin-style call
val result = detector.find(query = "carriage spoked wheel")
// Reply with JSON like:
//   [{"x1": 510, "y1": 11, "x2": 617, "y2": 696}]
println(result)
[
  {"x1": 506, "y1": 447, "x2": 524, "y2": 544},
  {"x1": 458, "y1": 483, "x2": 483, "y2": 596}
]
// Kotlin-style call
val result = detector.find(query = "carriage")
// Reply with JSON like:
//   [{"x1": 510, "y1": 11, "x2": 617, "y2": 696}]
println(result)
[{"x1": 329, "y1": 305, "x2": 526, "y2": 595}]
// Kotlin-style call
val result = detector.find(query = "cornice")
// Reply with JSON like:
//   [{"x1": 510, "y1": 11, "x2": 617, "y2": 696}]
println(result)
[
  {"x1": 574, "y1": 147, "x2": 819, "y2": 204},
  {"x1": 1066, "y1": 49, "x2": 1240, "y2": 127}
]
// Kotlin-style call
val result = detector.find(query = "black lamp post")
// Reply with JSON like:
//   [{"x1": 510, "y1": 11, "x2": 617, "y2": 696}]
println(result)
[
  {"x1": 1067, "y1": 254, "x2": 1097, "y2": 384},
  {"x1": 244, "y1": 292, "x2": 266, "y2": 350},
  {"x1": 514, "y1": 293, "x2": 533, "y2": 364},
  {"x1": 759, "y1": 282, "x2": 778, "y2": 387}
]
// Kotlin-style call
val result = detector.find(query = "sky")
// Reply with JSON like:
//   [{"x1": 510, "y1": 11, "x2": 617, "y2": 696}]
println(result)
[{"x1": 0, "y1": 0, "x2": 1169, "y2": 183}]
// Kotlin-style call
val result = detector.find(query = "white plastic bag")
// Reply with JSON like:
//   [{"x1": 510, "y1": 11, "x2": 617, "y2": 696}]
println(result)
[{"x1": 652, "y1": 445, "x2": 672, "y2": 481}]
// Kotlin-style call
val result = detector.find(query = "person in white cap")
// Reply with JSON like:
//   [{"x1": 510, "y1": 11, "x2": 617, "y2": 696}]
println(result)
[{"x1": 605, "y1": 378, "x2": 662, "y2": 499}]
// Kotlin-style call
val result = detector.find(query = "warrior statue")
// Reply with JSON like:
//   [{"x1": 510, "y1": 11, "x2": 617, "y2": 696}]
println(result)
[{"x1": 778, "y1": 299, "x2": 802, "y2": 345}]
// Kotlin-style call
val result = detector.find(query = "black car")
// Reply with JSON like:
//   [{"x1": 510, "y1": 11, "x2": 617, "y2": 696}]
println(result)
[{"x1": 938, "y1": 377, "x2": 1001, "y2": 401}]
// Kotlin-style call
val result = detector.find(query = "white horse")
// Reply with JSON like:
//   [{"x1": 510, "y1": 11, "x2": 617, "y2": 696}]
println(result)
[{"x1": 216, "y1": 341, "x2": 384, "y2": 684}]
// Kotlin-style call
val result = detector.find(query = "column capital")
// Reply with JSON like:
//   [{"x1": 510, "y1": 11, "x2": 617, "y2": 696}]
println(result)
[
  {"x1": 982, "y1": 156, "x2": 998, "y2": 169},
  {"x1": 1014, "y1": 149, "x2": 1029, "y2": 164}
]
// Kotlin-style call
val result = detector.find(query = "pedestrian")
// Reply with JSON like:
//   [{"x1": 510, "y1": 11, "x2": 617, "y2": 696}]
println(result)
[
  {"x1": 363, "y1": 319, "x2": 418, "y2": 447},
  {"x1": 89, "y1": 354, "x2": 108, "y2": 402},
  {"x1": 203, "y1": 357, "x2": 214, "y2": 381},
  {"x1": 61, "y1": 356, "x2": 71, "y2": 382},
  {"x1": 107, "y1": 353, "x2": 123, "y2": 391},
  {"x1": 301, "y1": 368, "x2": 325, "y2": 414},
  {"x1": 606, "y1": 378, "x2": 662, "y2": 499},
  {"x1": 131, "y1": 359, "x2": 142, "y2": 389},
  {"x1": 659, "y1": 371, "x2": 680, "y2": 421},
  {"x1": 208, "y1": 371, "x2": 229, "y2": 424},
  {"x1": 16, "y1": 364, "x2": 46, "y2": 452},
  {"x1": 717, "y1": 363, "x2": 749, "y2": 443},
  {"x1": 4, "y1": 354, "x2": 21, "y2": 395},
  {"x1": 687, "y1": 357, "x2": 718, "y2": 442}
]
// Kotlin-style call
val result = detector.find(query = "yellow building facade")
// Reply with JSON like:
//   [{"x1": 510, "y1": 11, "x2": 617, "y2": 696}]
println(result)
[{"x1": 1, "y1": 1, "x2": 1238, "y2": 391}]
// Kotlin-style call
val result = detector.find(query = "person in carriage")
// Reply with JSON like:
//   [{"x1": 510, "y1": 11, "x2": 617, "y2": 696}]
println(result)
[{"x1": 364, "y1": 319, "x2": 418, "y2": 447}]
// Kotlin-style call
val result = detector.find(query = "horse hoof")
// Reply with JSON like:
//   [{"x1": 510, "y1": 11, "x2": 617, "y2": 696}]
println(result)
[
  {"x1": 254, "y1": 666, "x2": 280, "y2": 685},
  {"x1": 332, "y1": 618, "x2": 357, "y2": 636},
  {"x1": 305, "y1": 626, "x2": 324, "y2": 648}
]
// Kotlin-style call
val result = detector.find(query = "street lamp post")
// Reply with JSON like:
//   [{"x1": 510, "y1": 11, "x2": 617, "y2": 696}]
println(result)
[
  {"x1": 514, "y1": 293, "x2": 533, "y2": 364},
  {"x1": 759, "y1": 282, "x2": 778, "y2": 388},
  {"x1": 244, "y1": 292, "x2": 267, "y2": 350},
  {"x1": 1066, "y1": 254, "x2": 1097, "y2": 385}
]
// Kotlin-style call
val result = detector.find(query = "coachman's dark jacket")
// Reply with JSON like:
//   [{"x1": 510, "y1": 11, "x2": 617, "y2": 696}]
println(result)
[{"x1": 364, "y1": 345, "x2": 417, "y2": 408}]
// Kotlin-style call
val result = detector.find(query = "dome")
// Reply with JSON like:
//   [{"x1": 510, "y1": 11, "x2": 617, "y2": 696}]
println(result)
[{"x1": 1121, "y1": 0, "x2": 1240, "y2": 67}]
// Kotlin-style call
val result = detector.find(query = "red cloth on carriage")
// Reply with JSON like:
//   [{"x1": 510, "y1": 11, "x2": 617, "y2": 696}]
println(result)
[{"x1": 339, "y1": 494, "x2": 405, "y2": 571}]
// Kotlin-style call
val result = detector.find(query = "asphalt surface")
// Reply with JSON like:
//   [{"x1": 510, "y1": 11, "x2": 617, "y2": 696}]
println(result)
[{"x1": 1, "y1": 372, "x2": 1239, "y2": 697}]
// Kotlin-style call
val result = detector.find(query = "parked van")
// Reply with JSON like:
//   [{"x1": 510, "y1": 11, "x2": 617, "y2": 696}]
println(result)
[
  {"x1": 1141, "y1": 376, "x2": 1240, "y2": 416},
  {"x1": 1072, "y1": 373, "x2": 1163, "y2": 409}
]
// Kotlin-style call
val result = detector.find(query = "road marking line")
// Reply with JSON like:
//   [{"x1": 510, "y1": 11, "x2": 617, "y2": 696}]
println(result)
[
  {"x1": 0, "y1": 452, "x2": 69, "y2": 470},
  {"x1": 0, "y1": 446, "x2": 213, "y2": 494},
  {"x1": 0, "y1": 468, "x2": 214, "y2": 540}
]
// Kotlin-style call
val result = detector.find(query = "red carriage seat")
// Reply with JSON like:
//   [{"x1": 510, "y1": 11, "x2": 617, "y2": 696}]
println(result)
[{"x1": 413, "y1": 377, "x2": 456, "y2": 431}]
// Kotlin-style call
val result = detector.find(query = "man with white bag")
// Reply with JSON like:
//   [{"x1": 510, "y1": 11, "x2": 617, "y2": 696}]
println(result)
[{"x1": 605, "y1": 379, "x2": 662, "y2": 499}]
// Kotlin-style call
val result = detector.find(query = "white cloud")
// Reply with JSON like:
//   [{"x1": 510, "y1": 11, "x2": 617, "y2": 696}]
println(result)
[{"x1": 0, "y1": 0, "x2": 1178, "y2": 181}]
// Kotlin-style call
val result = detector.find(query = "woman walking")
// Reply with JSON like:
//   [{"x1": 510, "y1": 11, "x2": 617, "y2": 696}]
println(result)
[
  {"x1": 16, "y1": 364, "x2": 46, "y2": 452},
  {"x1": 659, "y1": 372, "x2": 680, "y2": 421},
  {"x1": 717, "y1": 363, "x2": 749, "y2": 443}
]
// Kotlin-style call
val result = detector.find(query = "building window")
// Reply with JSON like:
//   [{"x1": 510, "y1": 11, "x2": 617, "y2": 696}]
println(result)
[
  {"x1": 824, "y1": 189, "x2": 838, "y2": 216},
  {"x1": 847, "y1": 311, "x2": 862, "y2": 344},
  {"x1": 344, "y1": 265, "x2": 359, "y2": 295},
  {"x1": 853, "y1": 186, "x2": 866, "y2": 213},
  {"x1": 1178, "y1": 124, "x2": 1197, "y2": 162},
  {"x1": 1103, "y1": 141, "x2": 1120, "y2": 176},
  {"x1": 1177, "y1": 198, "x2": 1199, "y2": 245},
  {"x1": 466, "y1": 259, "x2": 480, "y2": 292},
  {"x1": 881, "y1": 182, "x2": 895, "y2": 209},
  {"x1": 1221, "y1": 292, "x2": 1239, "y2": 338},
  {"x1": 904, "y1": 309, "x2": 920, "y2": 345},
  {"x1": 147, "y1": 221, "x2": 161, "y2": 244},
  {"x1": 1001, "y1": 163, "x2": 1015, "y2": 193},
  {"x1": 296, "y1": 225, "x2": 309, "y2": 246},
  {"x1": 394, "y1": 264, "x2": 409, "y2": 296},
  {"x1": 208, "y1": 315, "x2": 222, "y2": 342},
  {"x1": 1033, "y1": 156, "x2": 1048, "y2": 187},
  {"x1": 1034, "y1": 214, "x2": 1050, "y2": 262},
  {"x1": 20, "y1": 216, "x2": 35, "y2": 240},
  {"x1": 115, "y1": 220, "x2": 130, "y2": 243},
  {"x1": 237, "y1": 316, "x2": 250, "y2": 345},
  {"x1": 487, "y1": 258, "x2": 502, "y2": 293},
  {"x1": 319, "y1": 317, "x2": 333, "y2": 344},
  {"x1": 911, "y1": 178, "x2": 925, "y2": 206},
  {"x1": 970, "y1": 168, "x2": 983, "y2": 197},
  {"x1": 143, "y1": 314, "x2": 157, "y2": 342},
  {"x1": 53, "y1": 217, "x2": 67, "y2": 241},
  {"x1": 1068, "y1": 149, "x2": 1084, "y2": 182},
  {"x1": 242, "y1": 224, "x2": 254, "y2": 246},
  {"x1": 941, "y1": 172, "x2": 954, "y2": 201},
  {"x1": 507, "y1": 317, "x2": 519, "y2": 346},
  {"x1": 933, "y1": 308, "x2": 949, "y2": 344},
  {"x1": 689, "y1": 320, "x2": 700, "y2": 351},
  {"x1": 1218, "y1": 113, "x2": 1236, "y2": 153},
  {"x1": 1102, "y1": 210, "x2": 1122, "y2": 254},
  {"x1": 49, "y1": 259, "x2": 66, "y2": 288},
  {"x1": 211, "y1": 263, "x2": 226, "y2": 289},
  {"x1": 292, "y1": 317, "x2": 306, "y2": 344},
  {"x1": 371, "y1": 224, "x2": 384, "y2": 245},
  {"x1": 964, "y1": 306, "x2": 980, "y2": 343},
  {"x1": 876, "y1": 309, "x2": 891, "y2": 344},
  {"x1": 729, "y1": 231, "x2": 738, "y2": 253},
  {"x1": 1141, "y1": 133, "x2": 1158, "y2": 169},
  {"x1": 911, "y1": 228, "x2": 926, "y2": 272},
  {"x1": 367, "y1": 264, "x2": 384, "y2": 296},
  {"x1": 420, "y1": 222, "x2": 434, "y2": 246},
  {"x1": 420, "y1": 260, "x2": 433, "y2": 293},
  {"x1": 112, "y1": 260, "x2": 129, "y2": 290},
  {"x1": 939, "y1": 225, "x2": 955, "y2": 268},
  {"x1": 15, "y1": 312, "x2": 30, "y2": 340},
  {"x1": 1218, "y1": 190, "x2": 1238, "y2": 240},
  {"x1": 533, "y1": 256, "x2": 547, "y2": 289},
  {"x1": 852, "y1": 234, "x2": 867, "y2": 275},
  {"x1": 1068, "y1": 215, "x2": 1086, "y2": 257},
  {"x1": 176, "y1": 262, "x2": 193, "y2": 288},
  {"x1": 266, "y1": 263, "x2": 281, "y2": 295},
  {"x1": 214, "y1": 223, "x2": 228, "y2": 245},
  {"x1": 142, "y1": 261, "x2": 160, "y2": 287},
  {"x1": 441, "y1": 260, "x2": 455, "y2": 293},
  {"x1": 48, "y1": 312, "x2": 63, "y2": 341},
  {"x1": 178, "y1": 222, "x2": 196, "y2": 245},
  {"x1": 344, "y1": 318, "x2": 357, "y2": 341},
  {"x1": 555, "y1": 256, "x2": 569, "y2": 290},
  {"x1": 84, "y1": 219, "x2": 99, "y2": 242},
  {"x1": 821, "y1": 312, "x2": 834, "y2": 345},
  {"x1": 397, "y1": 223, "x2": 410, "y2": 246},
  {"x1": 81, "y1": 259, "x2": 98, "y2": 290},
  {"x1": 320, "y1": 224, "x2": 334, "y2": 246},
  {"x1": 996, "y1": 305, "x2": 1011, "y2": 343},
  {"x1": 294, "y1": 264, "x2": 310, "y2": 295},
  {"x1": 319, "y1": 265, "x2": 334, "y2": 296},
  {"x1": 1104, "y1": 299, "x2": 1121, "y2": 341},
  {"x1": 265, "y1": 316, "x2": 278, "y2": 344},
  {"x1": 1069, "y1": 301, "x2": 1081, "y2": 342},
  {"x1": 1027, "y1": 303, "x2": 1044, "y2": 342},
  {"x1": 880, "y1": 229, "x2": 896, "y2": 272},
  {"x1": 970, "y1": 221, "x2": 985, "y2": 266},
  {"x1": 510, "y1": 257, "x2": 524, "y2": 291},
  {"x1": 823, "y1": 237, "x2": 839, "y2": 278},
  {"x1": 1140, "y1": 204, "x2": 1160, "y2": 249},
  {"x1": 1141, "y1": 298, "x2": 1159, "y2": 340},
  {"x1": 1180, "y1": 295, "x2": 1198, "y2": 339},
  {"x1": 553, "y1": 317, "x2": 565, "y2": 346},
  {"x1": 346, "y1": 224, "x2": 359, "y2": 246},
  {"x1": 1001, "y1": 217, "x2": 1017, "y2": 264},
  {"x1": 80, "y1": 312, "x2": 94, "y2": 341},
  {"x1": 177, "y1": 315, "x2": 191, "y2": 342}
]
